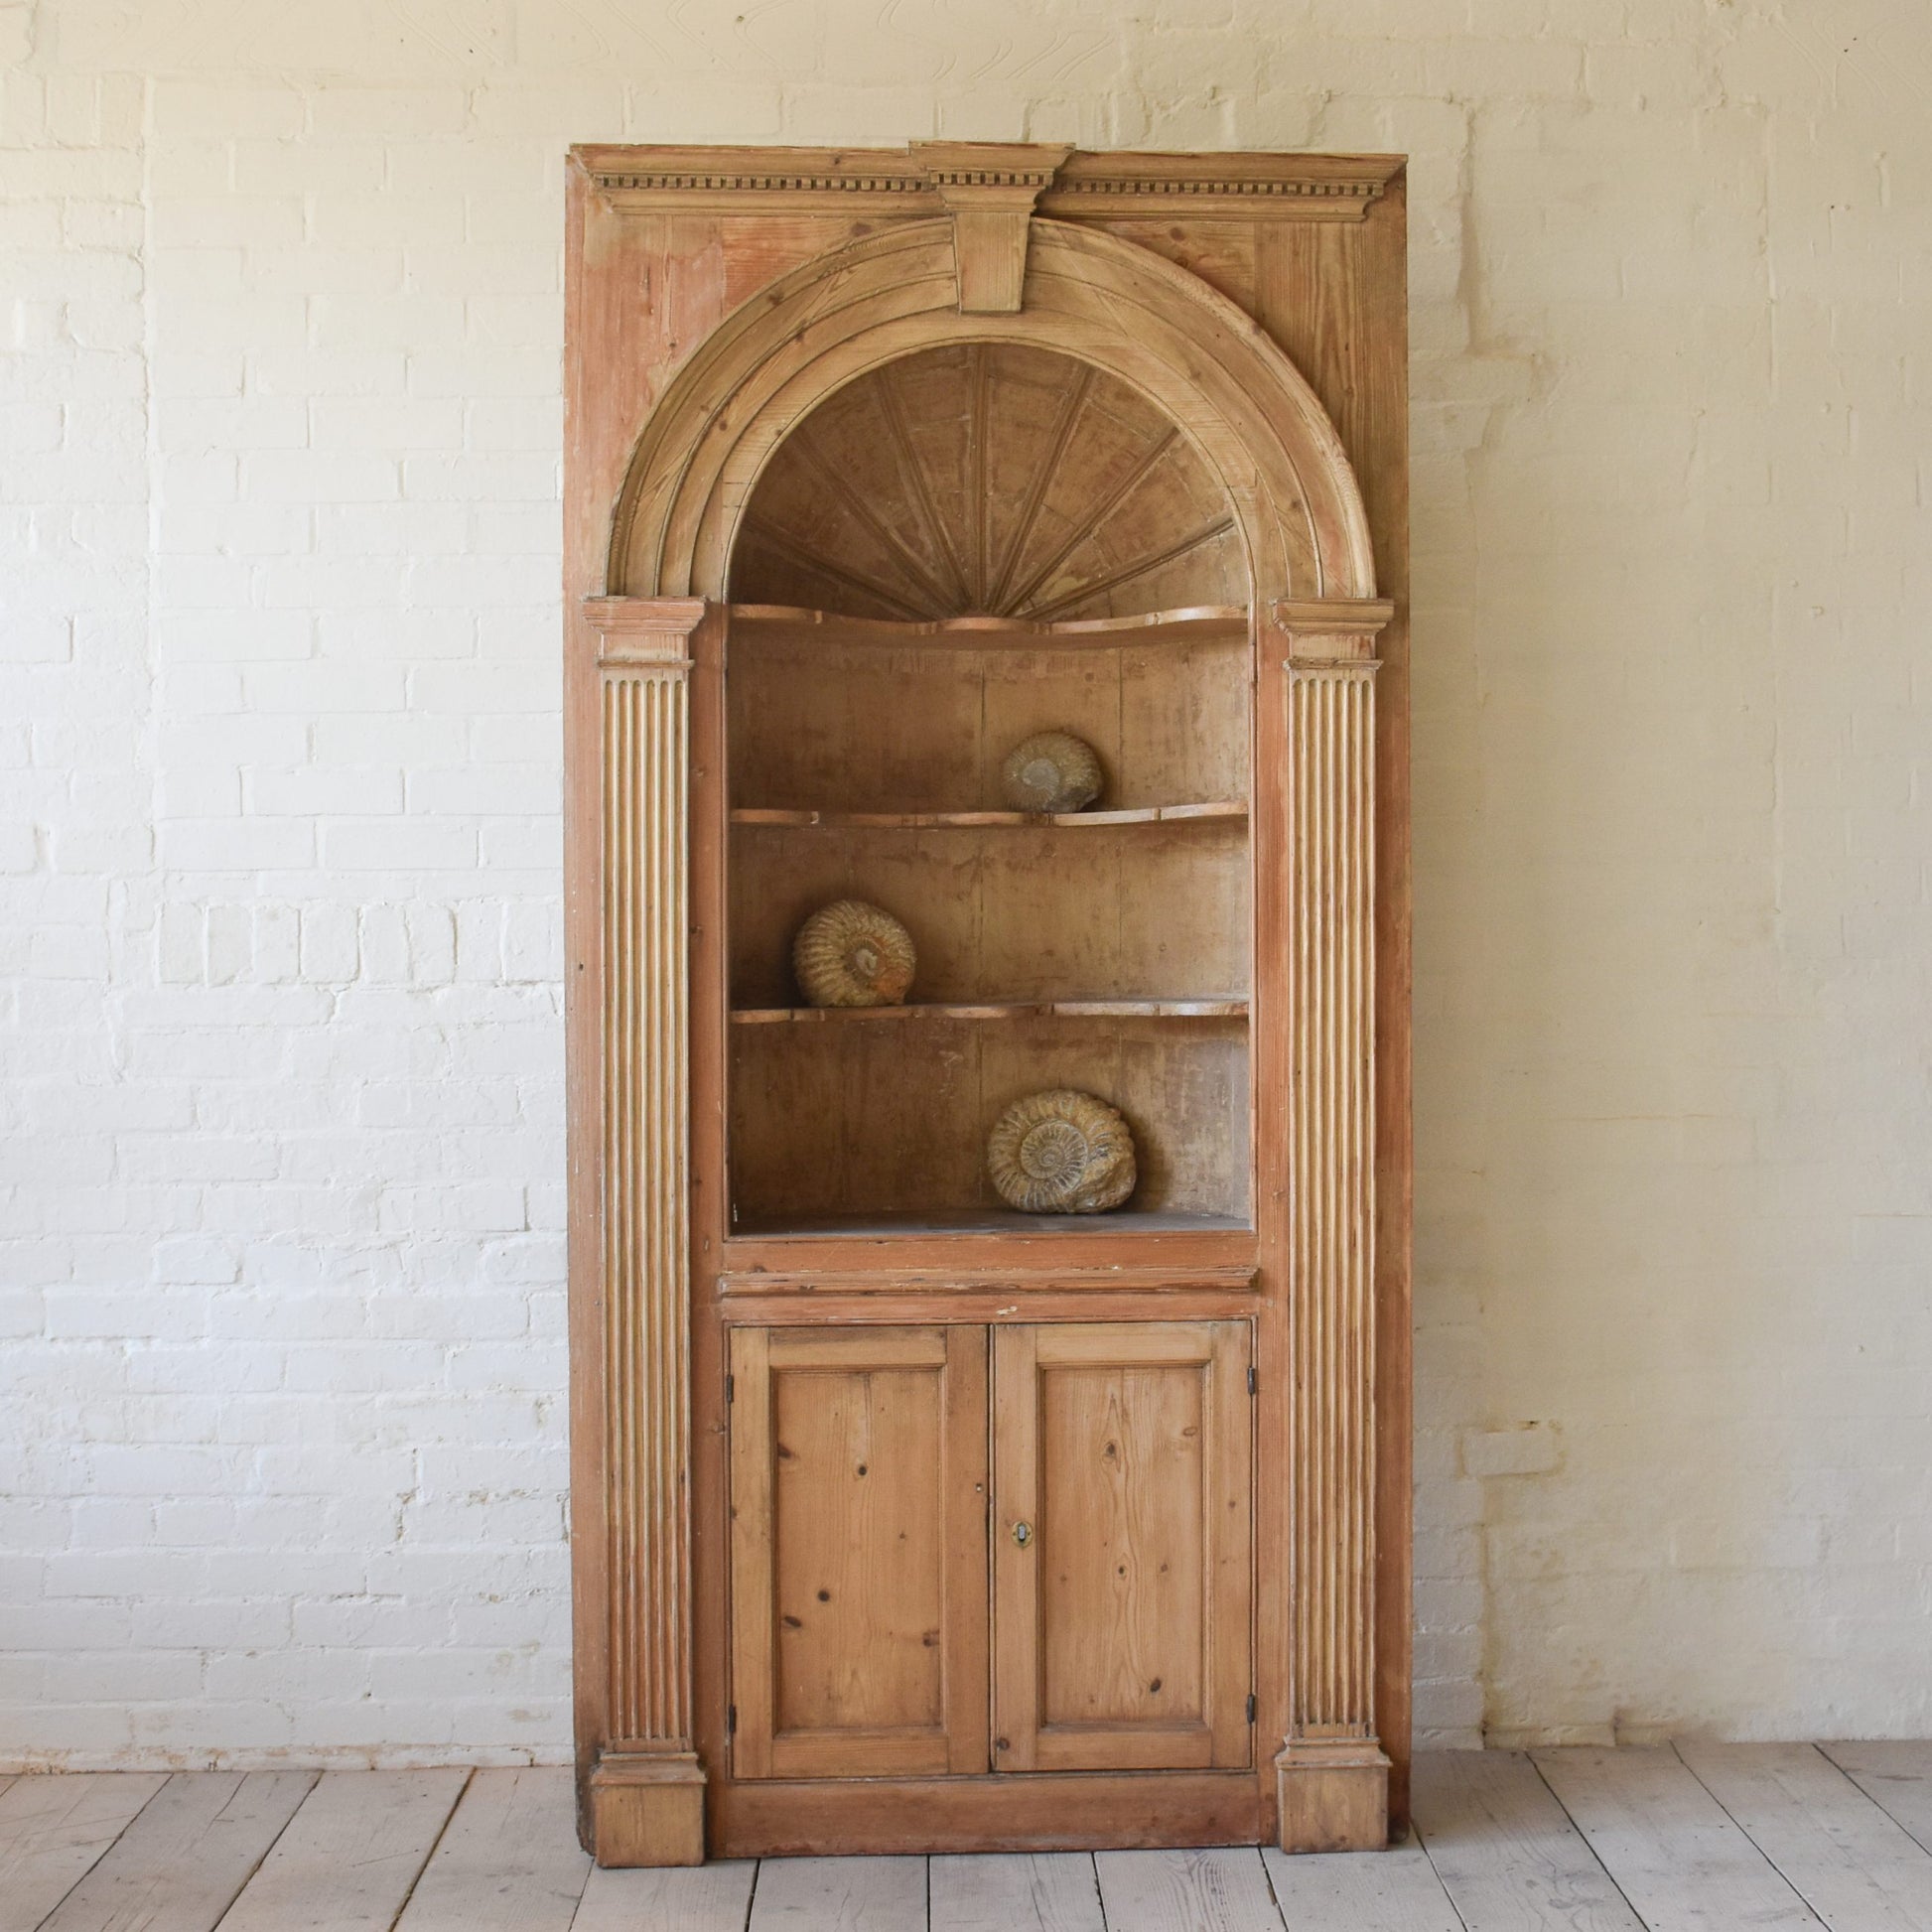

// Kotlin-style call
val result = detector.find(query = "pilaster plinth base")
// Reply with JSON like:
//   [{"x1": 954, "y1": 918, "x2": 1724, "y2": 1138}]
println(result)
[
  {"x1": 587, "y1": 1750, "x2": 707, "y2": 1866},
  {"x1": 1275, "y1": 1739, "x2": 1390, "y2": 1853}
]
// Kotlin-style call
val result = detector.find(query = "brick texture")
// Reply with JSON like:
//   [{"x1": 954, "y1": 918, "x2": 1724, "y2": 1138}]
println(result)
[{"x1": 2, "y1": 0, "x2": 1930, "y2": 1765}]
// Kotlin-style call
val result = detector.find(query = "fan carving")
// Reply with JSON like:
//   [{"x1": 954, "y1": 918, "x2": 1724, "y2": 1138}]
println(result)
[{"x1": 729, "y1": 344, "x2": 1243, "y2": 621}]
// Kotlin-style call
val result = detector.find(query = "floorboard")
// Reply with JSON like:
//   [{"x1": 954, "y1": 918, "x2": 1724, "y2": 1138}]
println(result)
[
  {"x1": 15, "y1": 1749, "x2": 1932, "y2": 1932},
  {"x1": 929, "y1": 1853, "x2": 1103, "y2": 1932},
  {"x1": 39, "y1": 1771, "x2": 315, "y2": 1932},
  {"x1": 747, "y1": 1855, "x2": 928, "y2": 1929},
  {"x1": 1093, "y1": 1848, "x2": 1283, "y2": 1932},
  {"x1": 572, "y1": 1859, "x2": 757, "y2": 1932},
  {"x1": 1823, "y1": 1745, "x2": 1932, "y2": 1860},
  {"x1": 1679, "y1": 1741, "x2": 1932, "y2": 1932},
  {"x1": 1413, "y1": 1748, "x2": 1646, "y2": 1932},
  {"x1": 214, "y1": 1768, "x2": 470, "y2": 1932},
  {"x1": 1262, "y1": 1838, "x2": 1465, "y2": 1930},
  {"x1": 1532, "y1": 1745, "x2": 1821, "y2": 1930},
  {"x1": 0, "y1": 1772, "x2": 168, "y2": 1932},
  {"x1": 395, "y1": 1768, "x2": 589, "y2": 1932}
]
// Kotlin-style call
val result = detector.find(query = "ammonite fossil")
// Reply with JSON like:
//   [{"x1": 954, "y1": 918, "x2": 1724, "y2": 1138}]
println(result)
[
  {"x1": 792, "y1": 899, "x2": 916, "y2": 1008},
  {"x1": 1000, "y1": 731, "x2": 1104, "y2": 813},
  {"x1": 986, "y1": 1088, "x2": 1137, "y2": 1214}
]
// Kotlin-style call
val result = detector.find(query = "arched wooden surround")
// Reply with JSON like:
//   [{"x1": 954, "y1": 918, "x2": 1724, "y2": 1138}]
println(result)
[
  {"x1": 569, "y1": 149, "x2": 1406, "y2": 1864},
  {"x1": 604, "y1": 216, "x2": 1375, "y2": 606}
]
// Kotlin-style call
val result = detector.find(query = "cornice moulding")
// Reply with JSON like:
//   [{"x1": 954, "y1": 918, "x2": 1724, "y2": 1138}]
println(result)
[{"x1": 575, "y1": 143, "x2": 1403, "y2": 222}]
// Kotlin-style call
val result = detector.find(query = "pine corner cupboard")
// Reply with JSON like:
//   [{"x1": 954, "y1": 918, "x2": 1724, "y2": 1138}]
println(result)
[{"x1": 563, "y1": 142, "x2": 1411, "y2": 1866}]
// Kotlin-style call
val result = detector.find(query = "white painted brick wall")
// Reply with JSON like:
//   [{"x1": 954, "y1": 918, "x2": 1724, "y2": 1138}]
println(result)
[{"x1": 2, "y1": 0, "x2": 1929, "y2": 1766}]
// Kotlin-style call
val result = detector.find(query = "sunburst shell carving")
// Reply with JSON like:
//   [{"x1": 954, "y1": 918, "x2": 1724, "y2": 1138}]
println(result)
[
  {"x1": 730, "y1": 344, "x2": 1243, "y2": 621},
  {"x1": 792, "y1": 899, "x2": 917, "y2": 1009},
  {"x1": 986, "y1": 1088, "x2": 1138, "y2": 1214}
]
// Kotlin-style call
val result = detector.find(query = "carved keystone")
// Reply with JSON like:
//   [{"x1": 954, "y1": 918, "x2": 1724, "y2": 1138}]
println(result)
[{"x1": 913, "y1": 142, "x2": 1072, "y2": 315}]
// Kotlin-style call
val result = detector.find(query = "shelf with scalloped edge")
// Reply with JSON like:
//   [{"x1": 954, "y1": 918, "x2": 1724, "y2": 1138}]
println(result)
[
  {"x1": 727, "y1": 602, "x2": 1249, "y2": 648},
  {"x1": 730, "y1": 800, "x2": 1245, "y2": 831},
  {"x1": 731, "y1": 998, "x2": 1249, "y2": 1026}
]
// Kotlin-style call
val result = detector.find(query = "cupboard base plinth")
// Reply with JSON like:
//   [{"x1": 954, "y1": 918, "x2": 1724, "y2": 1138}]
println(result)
[
  {"x1": 1275, "y1": 1740, "x2": 1390, "y2": 1853},
  {"x1": 713, "y1": 1769, "x2": 1261, "y2": 1858},
  {"x1": 588, "y1": 1750, "x2": 707, "y2": 1866}
]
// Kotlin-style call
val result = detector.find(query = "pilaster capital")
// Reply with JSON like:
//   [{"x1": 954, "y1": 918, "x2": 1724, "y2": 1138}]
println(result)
[
  {"x1": 583, "y1": 596, "x2": 710, "y2": 668},
  {"x1": 1269, "y1": 596, "x2": 1395, "y2": 666}
]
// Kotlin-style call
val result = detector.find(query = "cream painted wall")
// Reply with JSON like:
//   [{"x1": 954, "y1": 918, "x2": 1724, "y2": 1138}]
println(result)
[{"x1": 2, "y1": 0, "x2": 1929, "y2": 1766}]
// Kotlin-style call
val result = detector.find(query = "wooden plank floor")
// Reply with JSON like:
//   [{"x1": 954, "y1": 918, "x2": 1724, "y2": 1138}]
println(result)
[{"x1": 6, "y1": 1749, "x2": 1932, "y2": 1930}]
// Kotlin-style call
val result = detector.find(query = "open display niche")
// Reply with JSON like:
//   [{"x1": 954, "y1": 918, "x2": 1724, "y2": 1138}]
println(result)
[
  {"x1": 726, "y1": 344, "x2": 1253, "y2": 1236},
  {"x1": 566, "y1": 143, "x2": 1410, "y2": 1871}
]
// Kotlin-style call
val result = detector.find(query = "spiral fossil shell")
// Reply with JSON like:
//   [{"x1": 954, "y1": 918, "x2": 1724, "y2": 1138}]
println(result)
[
  {"x1": 986, "y1": 1088, "x2": 1137, "y2": 1214},
  {"x1": 792, "y1": 899, "x2": 916, "y2": 1008},
  {"x1": 1000, "y1": 731, "x2": 1104, "y2": 814}
]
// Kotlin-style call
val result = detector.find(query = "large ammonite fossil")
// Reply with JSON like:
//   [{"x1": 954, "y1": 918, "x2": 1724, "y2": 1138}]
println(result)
[
  {"x1": 986, "y1": 1088, "x2": 1137, "y2": 1213},
  {"x1": 792, "y1": 899, "x2": 916, "y2": 1008},
  {"x1": 1000, "y1": 731, "x2": 1104, "y2": 813}
]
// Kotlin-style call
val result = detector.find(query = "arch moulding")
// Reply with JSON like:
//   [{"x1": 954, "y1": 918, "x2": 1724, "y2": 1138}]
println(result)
[
  {"x1": 563, "y1": 141, "x2": 1411, "y2": 1869},
  {"x1": 604, "y1": 215, "x2": 1379, "y2": 609}
]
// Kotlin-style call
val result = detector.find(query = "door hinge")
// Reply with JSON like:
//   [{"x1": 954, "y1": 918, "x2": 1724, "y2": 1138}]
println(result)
[
  {"x1": 727, "y1": 1704, "x2": 737, "y2": 1735},
  {"x1": 1247, "y1": 1693, "x2": 1257, "y2": 1725},
  {"x1": 725, "y1": 1373, "x2": 735, "y2": 1404},
  {"x1": 1247, "y1": 1365, "x2": 1257, "y2": 1397}
]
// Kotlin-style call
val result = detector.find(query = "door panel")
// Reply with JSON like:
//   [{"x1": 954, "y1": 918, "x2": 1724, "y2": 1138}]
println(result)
[
  {"x1": 993, "y1": 1321, "x2": 1252, "y2": 1772},
  {"x1": 729, "y1": 1324, "x2": 989, "y2": 1778}
]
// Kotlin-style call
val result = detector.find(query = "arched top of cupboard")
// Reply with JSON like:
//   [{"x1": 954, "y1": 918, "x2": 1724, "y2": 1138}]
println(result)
[
  {"x1": 605, "y1": 213, "x2": 1381, "y2": 607},
  {"x1": 728, "y1": 341, "x2": 1248, "y2": 623}
]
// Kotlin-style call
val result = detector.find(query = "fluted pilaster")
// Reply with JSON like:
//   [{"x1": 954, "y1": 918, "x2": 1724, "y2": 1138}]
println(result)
[
  {"x1": 584, "y1": 595, "x2": 708, "y2": 1866},
  {"x1": 1272, "y1": 596, "x2": 1393, "y2": 1853}
]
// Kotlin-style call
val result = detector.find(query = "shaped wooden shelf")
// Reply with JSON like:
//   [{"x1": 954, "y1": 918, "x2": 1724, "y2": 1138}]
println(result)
[
  {"x1": 731, "y1": 801, "x2": 1245, "y2": 830},
  {"x1": 731, "y1": 998, "x2": 1250, "y2": 1026},
  {"x1": 728, "y1": 1205, "x2": 1255, "y2": 1239},
  {"x1": 729, "y1": 602, "x2": 1248, "y2": 648}
]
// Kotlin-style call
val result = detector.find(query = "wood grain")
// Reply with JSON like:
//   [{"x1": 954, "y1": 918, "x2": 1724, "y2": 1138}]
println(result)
[
  {"x1": 730, "y1": 1003, "x2": 1249, "y2": 1026},
  {"x1": 214, "y1": 1769, "x2": 469, "y2": 1932},
  {"x1": 730, "y1": 1326, "x2": 988, "y2": 1779},
  {"x1": 1093, "y1": 1848, "x2": 1283, "y2": 1932},
  {"x1": 1261, "y1": 1839, "x2": 1463, "y2": 1931},
  {"x1": 1412, "y1": 1751, "x2": 1643, "y2": 1932},
  {"x1": 0, "y1": 1773, "x2": 167, "y2": 1932},
  {"x1": 993, "y1": 1321, "x2": 1252, "y2": 1774},
  {"x1": 595, "y1": 602, "x2": 705, "y2": 1758},
  {"x1": 730, "y1": 345, "x2": 1241, "y2": 622},
  {"x1": 729, "y1": 1015, "x2": 1251, "y2": 1230},
  {"x1": 393, "y1": 1768, "x2": 589, "y2": 1932},
  {"x1": 730, "y1": 803, "x2": 1246, "y2": 829},
  {"x1": 747, "y1": 1854, "x2": 927, "y2": 1930},
  {"x1": 1822, "y1": 1742, "x2": 1932, "y2": 1857},
  {"x1": 727, "y1": 626, "x2": 1248, "y2": 820},
  {"x1": 1679, "y1": 1740, "x2": 1932, "y2": 1932},
  {"x1": 713, "y1": 1771, "x2": 1258, "y2": 1859},
  {"x1": 730, "y1": 603, "x2": 1247, "y2": 646},
  {"x1": 1281, "y1": 642, "x2": 1381, "y2": 1747},
  {"x1": 929, "y1": 1853, "x2": 1104, "y2": 1932},
  {"x1": 1258, "y1": 185, "x2": 1413, "y2": 1831},
  {"x1": 39, "y1": 1770, "x2": 315, "y2": 1932},
  {"x1": 573, "y1": 1860, "x2": 757, "y2": 1932},
  {"x1": 1271, "y1": 601, "x2": 1394, "y2": 1850},
  {"x1": 1530, "y1": 1745, "x2": 1820, "y2": 1930}
]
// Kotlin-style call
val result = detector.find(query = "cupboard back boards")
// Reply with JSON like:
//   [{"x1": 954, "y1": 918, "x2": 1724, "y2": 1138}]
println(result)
[{"x1": 563, "y1": 142, "x2": 1410, "y2": 1865}]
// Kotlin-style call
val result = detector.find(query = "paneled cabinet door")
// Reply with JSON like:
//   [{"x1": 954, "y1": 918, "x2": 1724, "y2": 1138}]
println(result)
[
  {"x1": 728, "y1": 1325, "x2": 991, "y2": 1779},
  {"x1": 992, "y1": 1321, "x2": 1253, "y2": 1773}
]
